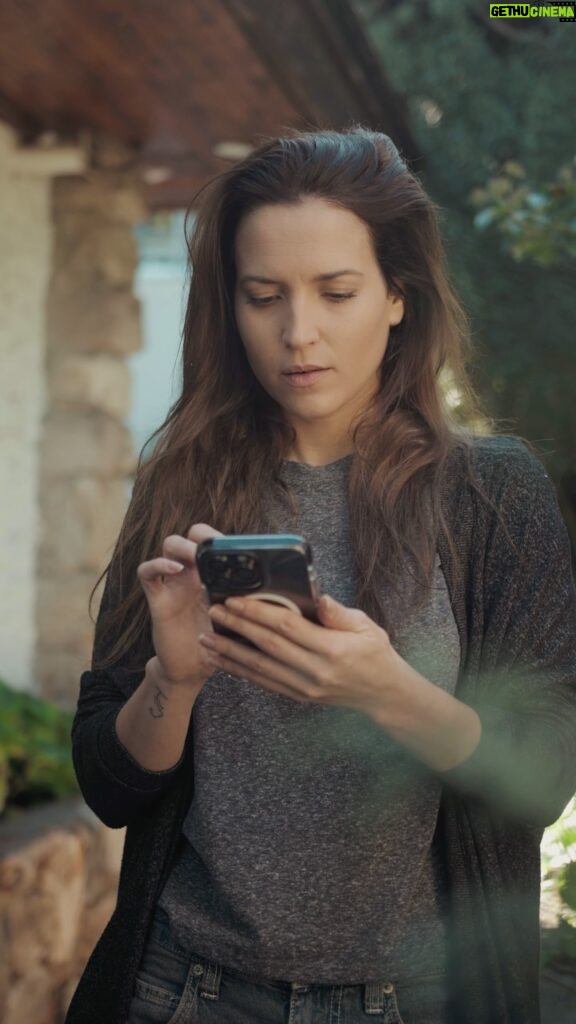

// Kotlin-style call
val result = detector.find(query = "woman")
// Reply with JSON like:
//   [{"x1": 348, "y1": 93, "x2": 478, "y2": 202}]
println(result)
[{"x1": 64, "y1": 127, "x2": 576, "y2": 1024}]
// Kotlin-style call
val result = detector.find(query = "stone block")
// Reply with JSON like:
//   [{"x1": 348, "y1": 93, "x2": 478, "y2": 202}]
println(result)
[
  {"x1": 36, "y1": 648, "x2": 91, "y2": 710},
  {"x1": 48, "y1": 354, "x2": 132, "y2": 419},
  {"x1": 40, "y1": 411, "x2": 136, "y2": 479},
  {"x1": 4, "y1": 831, "x2": 85, "y2": 973},
  {"x1": 36, "y1": 832, "x2": 86, "y2": 968},
  {"x1": 46, "y1": 288, "x2": 142, "y2": 356},
  {"x1": 3, "y1": 964, "x2": 57, "y2": 1024},
  {"x1": 0, "y1": 799, "x2": 122, "y2": 1024},
  {"x1": 51, "y1": 221, "x2": 139, "y2": 290},
  {"x1": 52, "y1": 176, "x2": 148, "y2": 224},
  {"x1": 73, "y1": 477, "x2": 129, "y2": 568},
  {"x1": 0, "y1": 853, "x2": 36, "y2": 896},
  {"x1": 38, "y1": 476, "x2": 129, "y2": 575},
  {"x1": 37, "y1": 486, "x2": 84, "y2": 576},
  {"x1": 36, "y1": 573, "x2": 99, "y2": 655}
]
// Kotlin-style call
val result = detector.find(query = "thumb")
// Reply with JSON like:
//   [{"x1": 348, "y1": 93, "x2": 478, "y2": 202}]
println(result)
[
  {"x1": 187, "y1": 522, "x2": 225, "y2": 541},
  {"x1": 318, "y1": 594, "x2": 364, "y2": 629}
]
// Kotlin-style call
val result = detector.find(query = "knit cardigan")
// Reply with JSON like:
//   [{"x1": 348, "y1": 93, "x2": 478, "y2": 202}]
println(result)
[{"x1": 64, "y1": 435, "x2": 576, "y2": 1024}]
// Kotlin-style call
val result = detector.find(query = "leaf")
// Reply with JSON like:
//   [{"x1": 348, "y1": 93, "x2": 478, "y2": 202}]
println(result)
[
  {"x1": 559, "y1": 862, "x2": 576, "y2": 912},
  {"x1": 474, "y1": 208, "x2": 495, "y2": 230},
  {"x1": 525, "y1": 192, "x2": 548, "y2": 211},
  {"x1": 0, "y1": 677, "x2": 78, "y2": 815},
  {"x1": 502, "y1": 160, "x2": 526, "y2": 179}
]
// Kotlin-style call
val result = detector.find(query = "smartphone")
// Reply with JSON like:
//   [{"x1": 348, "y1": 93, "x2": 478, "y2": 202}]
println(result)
[{"x1": 195, "y1": 534, "x2": 322, "y2": 649}]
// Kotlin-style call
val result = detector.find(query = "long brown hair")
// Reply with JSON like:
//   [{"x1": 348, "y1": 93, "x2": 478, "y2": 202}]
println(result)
[{"x1": 89, "y1": 124, "x2": 524, "y2": 673}]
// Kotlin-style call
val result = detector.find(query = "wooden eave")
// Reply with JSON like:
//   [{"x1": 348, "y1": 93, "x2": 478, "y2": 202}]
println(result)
[{"x1": 0, "y1": 0, "x2": 420, "y2": 209}]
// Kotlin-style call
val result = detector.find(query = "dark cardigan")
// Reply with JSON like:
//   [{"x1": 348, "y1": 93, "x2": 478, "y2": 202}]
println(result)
[{"x1": 64, "y1": 435, "x2": 576, "y2": 1024}]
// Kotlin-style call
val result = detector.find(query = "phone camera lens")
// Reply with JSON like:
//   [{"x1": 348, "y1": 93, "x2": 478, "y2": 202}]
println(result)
[
  {"x1": 234, "y1": 567, "x2": 259, "y2": 585},
  {"x1": 231, "y1": 554, "x2": 261, "y2": 588},
  {"x1": 203, "y1": 552, "x2": 262, "y2": 592}
]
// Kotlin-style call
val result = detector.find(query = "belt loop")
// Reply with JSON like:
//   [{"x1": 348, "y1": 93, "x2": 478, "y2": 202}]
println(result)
[
  {"x1": 199, "y1": 960, "x2": 222, "y2": 1000},
  {"x1": 364, "y1": 980, "x2": 386, "y2": 1014}
]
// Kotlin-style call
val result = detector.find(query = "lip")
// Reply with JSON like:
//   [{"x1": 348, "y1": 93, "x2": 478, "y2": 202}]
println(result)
[
  {"x1": 283, "y1": 364, "x2": 326, "y2": 373},
  {"x1": 282, "y1": 368, "x2": 331, "y2": 388}
]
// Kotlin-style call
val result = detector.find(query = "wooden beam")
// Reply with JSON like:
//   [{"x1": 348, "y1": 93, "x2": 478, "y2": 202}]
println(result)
[{"x1": 222, "y1": 0, "x2": 421, "y2": 166}]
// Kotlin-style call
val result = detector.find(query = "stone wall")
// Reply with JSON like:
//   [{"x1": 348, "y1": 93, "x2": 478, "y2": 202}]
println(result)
[
  {"x1": 0, "y1": 121, "x2": 52, "y2": 694},
  {"x1": 0, "y1": 124, "x2": 148, "y2": 703},
  {"x1": 0, "y1": 798, "x2": 124, "y2": 1024},
  {"x1": 37, "y1": 139, "x2": 148, "y2": 707}
]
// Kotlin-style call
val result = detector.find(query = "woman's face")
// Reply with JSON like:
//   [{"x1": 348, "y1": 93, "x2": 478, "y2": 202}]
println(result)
[{"x1": 233, "y1": 196, "x2": 404, "y2": 461}]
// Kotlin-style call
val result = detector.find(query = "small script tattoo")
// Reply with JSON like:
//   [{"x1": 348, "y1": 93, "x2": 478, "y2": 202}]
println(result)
[{"x1": 149, "y1": 685, "x2": 168, "y2": 719}]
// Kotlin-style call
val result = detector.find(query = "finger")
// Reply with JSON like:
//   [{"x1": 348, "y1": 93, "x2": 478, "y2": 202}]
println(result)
[
  {"x1": 186, "y1": 523, "x2": 224, "y2": 540},
  {"x1": 137, "y1": 557, "x2": 186, "y2": 585},
  {"x1": 162, "y1": 534, "x2": 201, "y2": 564},
  {"x1": 203, "y1": 614, "x2": 322, "y2": 696},
  {"x1": 207, "y1": 606, "x2": 322, "y2": 683},
  {"x1": 215, "y1": 598, "x2": 331, "y2": 658}
]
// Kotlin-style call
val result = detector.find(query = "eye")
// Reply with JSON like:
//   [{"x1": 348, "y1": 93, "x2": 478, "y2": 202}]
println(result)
[
  {"x1": 245, "y1": 292, "x2": 356, "y2": 306},
  {"x1": 245, "y1": 295, "x2": 276, "y2": 306}
]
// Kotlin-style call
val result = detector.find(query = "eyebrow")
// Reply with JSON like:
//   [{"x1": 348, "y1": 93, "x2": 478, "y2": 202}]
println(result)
[{"x1": 238, "y1": 270, "x2": 365, "y2": 286}]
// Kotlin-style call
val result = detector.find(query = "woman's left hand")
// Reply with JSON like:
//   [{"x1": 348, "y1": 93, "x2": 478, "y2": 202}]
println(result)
[{"x1": 199, "y1": 593, "x2": 403, "y2": 715}]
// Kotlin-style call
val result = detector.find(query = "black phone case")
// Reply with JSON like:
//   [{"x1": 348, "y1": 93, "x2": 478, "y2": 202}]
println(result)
[{"x1": 196, "y1": 534, "x2": 322, "y2": 649}]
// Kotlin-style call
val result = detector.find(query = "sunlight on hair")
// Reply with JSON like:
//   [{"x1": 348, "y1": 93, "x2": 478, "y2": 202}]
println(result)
[{"x1": 438, "y1": 366, "x2": 463, "y2": 410}]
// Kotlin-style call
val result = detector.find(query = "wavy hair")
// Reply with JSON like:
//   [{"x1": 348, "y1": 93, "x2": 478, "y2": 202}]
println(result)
[{"x1": 89, "y1": 125, "x2": 523, "y2": 672}]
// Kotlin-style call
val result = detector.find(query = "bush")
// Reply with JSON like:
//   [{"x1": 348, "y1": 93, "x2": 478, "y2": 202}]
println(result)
[
  {"x1": 542, "y1": 798, "x2": 576, "y2": 906},
  {"x1": 0, "y1": 677, "x2": 79, "y2": 817},
  {"x1": 541, "y1": 797, "x2": 576, "y2": 967}
]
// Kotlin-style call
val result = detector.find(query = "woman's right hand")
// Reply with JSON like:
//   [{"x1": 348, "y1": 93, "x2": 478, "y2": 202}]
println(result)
[{"x1": 136, "y1": 523, "x2": 224, "y2": 689}]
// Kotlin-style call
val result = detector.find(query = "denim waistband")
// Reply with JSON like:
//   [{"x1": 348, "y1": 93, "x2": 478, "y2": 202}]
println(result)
[{"x1": 149, "y1": 903, "x2": 445, "y2": 995}]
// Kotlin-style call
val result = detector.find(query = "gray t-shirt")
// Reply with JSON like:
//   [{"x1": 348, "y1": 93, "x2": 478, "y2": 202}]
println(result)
[{"x1": 158, "y1": 453, "x2": 461, "y2": 983}]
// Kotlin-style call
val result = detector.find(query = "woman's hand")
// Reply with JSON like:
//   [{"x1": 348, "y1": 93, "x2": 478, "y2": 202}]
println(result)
[
  {"x1": 199, "y1": 591, "x2": 484, "y2": 771},
  {"x1": 137, "y1": 523, "x2": 223, "y2": 688},
  {"x1": 199, "y1": 591, "x2": 404, "y2": 715}
]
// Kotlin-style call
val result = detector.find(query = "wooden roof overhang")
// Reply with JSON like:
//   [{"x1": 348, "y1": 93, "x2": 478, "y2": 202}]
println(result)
[{"x1": 0, "y1": 0, "x2": 420, "y2": 209}]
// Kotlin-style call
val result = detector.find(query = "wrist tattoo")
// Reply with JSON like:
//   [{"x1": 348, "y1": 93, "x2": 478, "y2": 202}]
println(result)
[{"x1": 149, "y1": 685, "x2": 168, "y2": 719}]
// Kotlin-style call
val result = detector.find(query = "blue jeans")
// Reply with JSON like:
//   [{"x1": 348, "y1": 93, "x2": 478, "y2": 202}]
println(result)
[{"x1": 126, "y1": 904, "x2": 449, "y2": 1023}]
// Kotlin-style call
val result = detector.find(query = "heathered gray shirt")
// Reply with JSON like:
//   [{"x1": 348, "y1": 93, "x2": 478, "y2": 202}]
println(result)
[
  {"x1": 158, "y1": 452, "x2": 461, "y2": 983},
  {"x1": 67, "y1": 435, "x2": 576, "y2": 1024}
]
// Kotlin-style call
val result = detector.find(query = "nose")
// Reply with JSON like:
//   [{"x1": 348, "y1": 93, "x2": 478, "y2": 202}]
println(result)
[{"x1": 280, "y1": 297, "x2": 321, "y2": 350}]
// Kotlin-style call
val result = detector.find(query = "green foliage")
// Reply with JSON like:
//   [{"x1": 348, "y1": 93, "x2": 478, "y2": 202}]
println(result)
[
  {"x1": 353, "y1": 0, "x2": 576, "y2": 495},
  {"x1": 559, "y1": 861, "x2": 576, "y2": 913},
  {"x1": 541, "y1": 797, "x2": 576, "y2": 965},
  {"x1": 0, "y1": 677, "x2": 79, "y2": 816},
  {"x1": 470, "y1": 160, "x2": 576, "y2": 267}
]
